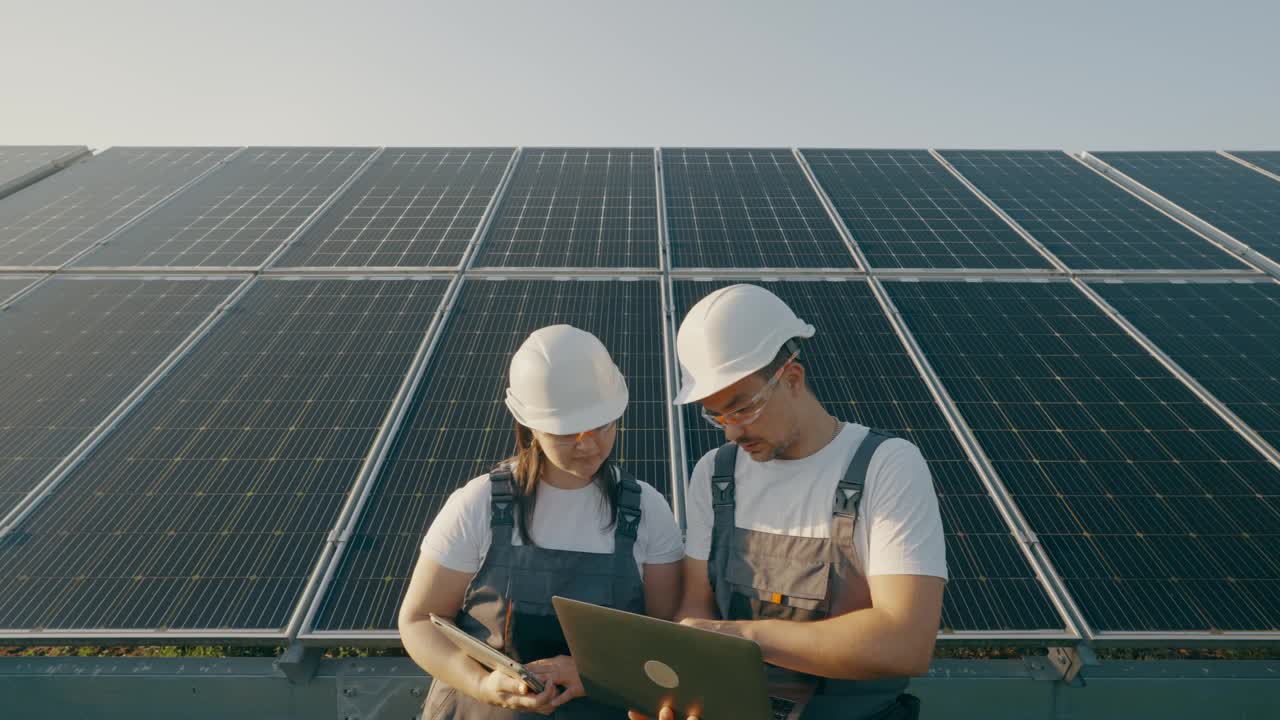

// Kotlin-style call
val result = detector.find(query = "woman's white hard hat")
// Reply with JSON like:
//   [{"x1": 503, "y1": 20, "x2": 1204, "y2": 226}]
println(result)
[
  {"x1": 672, "y1": 284, "x2": 815, "y2": 405},
  {"x1": 504, "y1": 324, "x2": 628, "y2": 434}
]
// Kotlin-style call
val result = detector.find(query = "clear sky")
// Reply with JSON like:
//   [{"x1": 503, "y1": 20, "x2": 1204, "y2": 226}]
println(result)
[{"x1": 6, "y1": 0, "x2": 1278, "y2": 152}]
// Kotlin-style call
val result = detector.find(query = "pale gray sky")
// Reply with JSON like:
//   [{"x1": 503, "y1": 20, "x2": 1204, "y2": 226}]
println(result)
[{"x1": 6, "y1": 0, "x2": 1278, "y2": 151}]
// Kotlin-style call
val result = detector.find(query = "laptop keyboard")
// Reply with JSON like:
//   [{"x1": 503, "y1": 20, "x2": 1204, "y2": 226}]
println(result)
[{"x1": 769, "y1": 696, "x2": 797, "y2": 720}]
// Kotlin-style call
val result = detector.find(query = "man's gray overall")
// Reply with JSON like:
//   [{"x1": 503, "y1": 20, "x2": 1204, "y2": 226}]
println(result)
[{"x1": 707, "y1": 430, "x2": 922, "y2": 720}]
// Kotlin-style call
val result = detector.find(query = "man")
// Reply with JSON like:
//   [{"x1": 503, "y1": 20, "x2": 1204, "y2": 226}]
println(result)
[{"x1": 656, "y1": 283, "x2": 946, "y2": 720}]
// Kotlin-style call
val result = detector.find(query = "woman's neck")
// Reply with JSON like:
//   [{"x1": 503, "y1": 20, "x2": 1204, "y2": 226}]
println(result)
[{"x1": 539, "y1": 462, "x2": 596, "y2": 490}]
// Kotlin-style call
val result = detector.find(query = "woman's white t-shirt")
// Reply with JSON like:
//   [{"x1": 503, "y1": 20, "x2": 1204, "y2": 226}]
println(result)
[{"x1": 421, "y1": 467, "x2": 686, "y2": 578}]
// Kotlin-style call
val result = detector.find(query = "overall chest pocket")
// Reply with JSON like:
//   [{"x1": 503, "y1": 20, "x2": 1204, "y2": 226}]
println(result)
[{"x1": 722, "y1": 544, "x2": 832, "y2": 613}]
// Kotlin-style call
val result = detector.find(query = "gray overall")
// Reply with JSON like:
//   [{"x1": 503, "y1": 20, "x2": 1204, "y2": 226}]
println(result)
[
  {"x1": 708, "y1": 430, "x2": 921, "y2": 720},
  {"x1": 422, "y1": 465, "x2": 646, "y2": 720}
]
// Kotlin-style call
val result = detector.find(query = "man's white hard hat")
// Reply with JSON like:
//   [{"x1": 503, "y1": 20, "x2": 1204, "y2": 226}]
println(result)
[{"x1": 672, "y1": 284, "x2": 815, "y2": 405}]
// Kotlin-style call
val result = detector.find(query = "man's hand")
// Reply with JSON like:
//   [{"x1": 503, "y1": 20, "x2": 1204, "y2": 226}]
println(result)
[
  {"x1": 627, "y1": 707, "x2": 700, "y2": 720},
  {"x1": 524, "y1": 655, "x2": 585, "y2": 709},
  {"x1": 679, "y1": 616, "x2": 748, "y2": 639}
]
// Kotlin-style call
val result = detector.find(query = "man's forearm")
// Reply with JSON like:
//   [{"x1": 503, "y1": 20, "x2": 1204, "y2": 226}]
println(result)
[{"x1": 724, "y1": 607, "x2": 931, "y2": 680}]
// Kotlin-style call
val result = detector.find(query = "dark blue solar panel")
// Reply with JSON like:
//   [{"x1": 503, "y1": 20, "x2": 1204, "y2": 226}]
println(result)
[
  {"x1": 1230, "y1": 152, "x2": 1280, "y2": 178},
  {"x1": 74, "y1": 148, "x2": 375, "y2": 269},
  {"x1": 887, "y1": 280, "x2": 1280, "y2": 634},
  {"x1": 473, "y1": 149, "x2": 659, "y2": 269},
  {"x1": 1092, "y1": 280, "x2": 1280, "y2": 453},
  {"x1": 0, "y1": 146, "x2": 88, "y2": 201},
  {"x1": 662, "y1": 149, "x2": 854, "y2": 269},
  {"x1": 800, "y1": 149, "x2": 1051, "y2": 270},
  {"x1": 310, "y1": 278, "x2": 669, "y2": 632},
  {"x1": 1093, "y1": 152, "x2": 1280, "y2": 268},
  {"x1": 0, "y1": 276, "x2": 239, "y2": 517},
  {"x1": 0, "y1": 278, "x2": 449, "y2": 633},
  {"x1": 274, "y1": 148, "x2": 514, "y2": 268},
  {"x1": 671, "y1": 279, "x2": 1065, "y2": 633},
  {"x1": 941, "y1": 150, "x2": 1247, "y2": 271},
  {"x1": 0, "y1": 148, "x2": 235, "y2": 268}
]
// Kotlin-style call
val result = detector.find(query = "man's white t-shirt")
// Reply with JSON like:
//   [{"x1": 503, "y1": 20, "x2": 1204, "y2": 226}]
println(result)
[
  {"x1": 685, "y1": 423, "x2": 948, "y2": 580},
  {"x1": 422, "y1": 467, "x2": 686, "y2": 578}
]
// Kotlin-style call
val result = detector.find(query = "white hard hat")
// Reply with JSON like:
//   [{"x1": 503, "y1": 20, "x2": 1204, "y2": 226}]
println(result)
[
  {"x1": 672, "y1": 284, "x2": 815, "y2": 405},
  {"x1": 505, "y1": 324, "x2": 628, "y2": 434}
]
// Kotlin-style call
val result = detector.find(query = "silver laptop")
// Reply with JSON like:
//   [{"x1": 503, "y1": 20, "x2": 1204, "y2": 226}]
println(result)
[{"x1": 553, "y1": 596, "x2": 806, "y2": 720}]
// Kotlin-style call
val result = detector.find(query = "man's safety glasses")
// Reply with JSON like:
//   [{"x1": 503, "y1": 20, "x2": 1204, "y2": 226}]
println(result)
[{"x1": 700, "y1": 352, "x2": 798, "y2": 429}]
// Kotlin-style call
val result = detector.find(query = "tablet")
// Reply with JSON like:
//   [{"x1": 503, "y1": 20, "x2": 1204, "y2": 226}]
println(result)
[{"x1": 429, "y1": 613, "x2": 547, "y2": 694}]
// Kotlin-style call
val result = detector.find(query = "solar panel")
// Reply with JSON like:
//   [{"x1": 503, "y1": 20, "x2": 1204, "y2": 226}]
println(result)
[
  {"x1": 0, "y1": 277, "x2": 450, "y2": 634},
  {"x1": 671, "y1": 279, "x2": 1065, "y2": 634},
  {"x1": 0, "y1": 148, "x2": 235, "y2": 268},
  {"x1": 73, "y1": 148, "x2": 375, "y2": 269},
  {"x1": 0, "y1": 276, "x2": 41, "y2": 304},
  {"x1": 1230, "y1": 151, "x2": 1280, "y2": 178},
  {"x1": 272, "y1": 148, "x2": 514, "y2": 269},
  {"x1": 662, "y1": 149, "x2": 855, "y2": 269},
  {"x1": 306, "y1": 277, "x2": 669, "y2": 634},
  {"x1": 1092, "y1": 152, "x2": 1280, "y2": 268},
  {"x1": 472, "y1": 149, "x2": 659, "y2": 269},
  {"x1": 0, "y1": 146, "x2": 89, "y2": 200},
  {"x1": 885, "y1": 280, "x2": 1280, "y2": 634},
  {"x1": 800, "y1": 149, "x2": 1051, "y2": 270},
  {"x1": 0, "y1": 276, "x2": 240, "y2": 518},
  {"x1": 940, "y1": 150, "x2": 1248, "y2": 271},
  {"x1": 1091, "y1": 279, "x2": 1280, "y2": 453}
]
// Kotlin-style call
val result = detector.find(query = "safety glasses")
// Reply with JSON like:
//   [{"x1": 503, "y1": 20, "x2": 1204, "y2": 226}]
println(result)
[
  {"x1": 542, "y1": 419, "x2": 619, "y2": 448},
  {"x1": 700, "y1": 351, "x2": 798, "y2": 429}
]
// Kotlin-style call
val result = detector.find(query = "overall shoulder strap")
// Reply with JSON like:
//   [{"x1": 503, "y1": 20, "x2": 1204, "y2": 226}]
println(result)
[
  {"x1": 488, "y1": 466, "x2": 517, "y2": 547},
  {"x1": 709, "y1": 442, "x2": 738, "y2": 619},
  {"x1": 614, "y1": 464, "x2": 643, "y2": 543},
  {"x1": 833, "y1": 429, "x2": 893, "y2": 521}
]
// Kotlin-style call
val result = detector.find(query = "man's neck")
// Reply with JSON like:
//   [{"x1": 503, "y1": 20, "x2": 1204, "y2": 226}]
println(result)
[{"x1": 777, "y1": 399, "x2": 840, "y2": 460}]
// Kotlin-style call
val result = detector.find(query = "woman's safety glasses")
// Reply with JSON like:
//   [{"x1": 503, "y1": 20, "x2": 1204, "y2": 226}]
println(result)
[{"x1": 542, "y1": 419, "x2": 618, "y2": 448}]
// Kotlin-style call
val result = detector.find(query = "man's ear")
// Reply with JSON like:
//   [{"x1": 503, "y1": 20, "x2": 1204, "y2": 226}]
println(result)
[{"x1": 785, "y1": 361, "x2": 806, "y2": 392}]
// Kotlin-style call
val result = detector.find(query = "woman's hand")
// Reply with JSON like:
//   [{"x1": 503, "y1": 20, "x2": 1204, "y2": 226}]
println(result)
[
  {"x1": 475, "y1": 668, "x2": 559, "y2": 715},
  {"x1": 525, "y1": 655, "x2": 586, "y2": 709}
]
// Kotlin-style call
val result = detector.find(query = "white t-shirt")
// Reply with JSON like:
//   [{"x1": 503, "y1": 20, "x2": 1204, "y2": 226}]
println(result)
[
  {"x1": 422, "y1": 467, "x2": 686, "y2": 578},
  {"x1": 685, "y1": 423, "x2": 948, "y2": 580}
]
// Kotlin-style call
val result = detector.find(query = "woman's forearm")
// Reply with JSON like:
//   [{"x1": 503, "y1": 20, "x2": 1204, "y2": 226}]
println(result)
[{"x1": 401, "y1": 618, "x2": 490, "y2": 697}]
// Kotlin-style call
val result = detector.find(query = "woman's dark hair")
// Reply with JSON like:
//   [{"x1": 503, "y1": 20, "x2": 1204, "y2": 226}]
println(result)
[{"x1": 500, "y1": 422, "x2": 618, "y2": 546}]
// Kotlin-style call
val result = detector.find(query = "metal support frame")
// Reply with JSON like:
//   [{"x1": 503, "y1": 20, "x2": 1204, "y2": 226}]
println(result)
[
  {"x1": 1219, "y1": 150, "x2": 1280, "y2": 184},
  {"x1": 655, "y1": 148, "x2": 689, "y2": 529},
  {"x1": 1076, "y1": 152, "x2": 1280, "y2": 281},
  {"x1": 462, "y1": 148, "x2": 523, "y2": 273},
  {"x1": 0, "y1": 146, "x2": 91, "y2": 201},
  {"x1": 793, "y1": 147, "x2": 871, "y2": 271},
  {"x1": 58, "y1": 147, "x2": 246, "y2": 271},
  {"x1": 0, "y1": 273, "x2": 52, "y2": 308},
  {"x1": 275, "y1": 643, "x2": 324, "y2": 685}
]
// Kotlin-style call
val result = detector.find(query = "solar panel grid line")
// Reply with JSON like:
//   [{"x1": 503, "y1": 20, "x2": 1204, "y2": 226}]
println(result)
[
  {"x1": 0, "y1": 277, "x2": 453, "y2": 639},
  {"x1": 1078, "y1": 279, "x2": 1280, "y2": 468},
  {"x1": 791, "y1": 147, "x2": 872, "y2": 271},
  {"x1": 862, "y1": 277, "x2": 1086, "y2": 639},
  {"x1": 882, "y1": 279, "x2": 1280, "y2": 640},
  {"x1": 928, "y1": 150, "x2": 1072, "y2": 276},
  {"x1": 0, "y1": 274, "x2": 50, "y2": 308},
  {"x1": 254, "y1": 147, "x2": 387, "y2": 272},
  {"x1": 799, "y1": 149, "x2": 1055, "y2": 271},
  {"x1": 0, "y1": 275, "x2": 257, "y2": 538},
  {"x1": 283, "y1": 273, "x2": 461, "y2": 641},
  {"x1": 294, "y1": 273, "x2": 467, "y2": 639},
  {"x1": 70, "y1": 147, "x2": 378, "y2": 271},
  {"x1": 53, "y1": 147, "x2": 247, "y2": 271},
  {"x1": 460, "y1": 148, "x2": 523, "y2": 273},
  {"x1": 1058, "y1": 152, "x2": 1266, "y2": 276},
  {"x1": 270, "y1": 148, "x2": 517, "y2": 271},
  {"x1": 472, "y1": 148, "x2": 659, "y2": 270},
  {"x1": 0, "y1": 147, "x2": 243, "y2": 272},
  {"x1": 1219, "y1": 151, "x2": 1280, "y2": 184},
  {"x1": 1077, "y1": 153, "x2": 1280, "y2": 282},
  {"x1": 0, "y1": 146, "x2": 91, "y2": 201}
]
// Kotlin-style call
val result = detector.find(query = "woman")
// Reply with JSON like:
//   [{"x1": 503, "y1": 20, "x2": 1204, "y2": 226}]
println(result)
[{"x1": 400, "y1": 324, "x2": 685, "y2": 718}]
